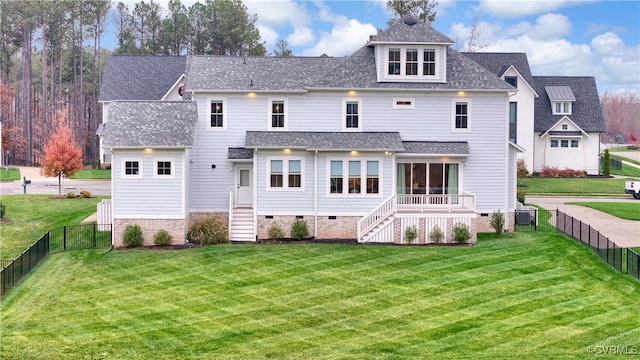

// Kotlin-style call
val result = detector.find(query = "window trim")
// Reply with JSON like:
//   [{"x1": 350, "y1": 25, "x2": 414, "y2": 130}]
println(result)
[
  {"x1": 208, "y1": 97, "x2": 227, "y2": 130},
  {"x1": 384, "y1": 45, "x2": 439, "y2": 80},
  {"x1": 552, "y1": 101, "x2": 572, "y2": 115},
  {"x1": 327, "y1": 158, "x2": 382, "y2": 197},
  {"x1": 343, "y1": 98, "x2": 362, "y2": 131},
  {"x1": 267, "y1": 157, "x2": 305, "y2": 191},
  {"x1": 452, "y1": 99, "x2": 471, "y2": 132},
  {"x1": 393, "y1": 98, "x2": 415, "y2": 109},
  {"x1": 153, "y1": 158, "x2": 175, "y2": 179},
  {"x1": 268, "y1": 98, "x2": 288, "y2": 130},
  {"x1": 122, "y1": 158, "x2": 143, "y2": 179}
]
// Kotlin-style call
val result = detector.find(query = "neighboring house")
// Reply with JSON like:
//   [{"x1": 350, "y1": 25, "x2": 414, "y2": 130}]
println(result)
[
  {"x1": 97, "y1": 55, "x2": 187, "y2": 166},
  {"x1": 531, "y1": 76, "x2": 605, "y2": 174},
  {"x1": 100, "y1": 16, "x2": 522, "y2": 246},
  {"x1": 462, "y1": 53, "x2": 605, "y2": 174}
]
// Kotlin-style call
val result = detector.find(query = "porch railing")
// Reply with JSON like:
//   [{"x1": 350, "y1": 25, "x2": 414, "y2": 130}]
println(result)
[
  {"x1": 396, "y1": 192, "x2": 475, "y2": 212},
  {"x1": 357, "y1": 195, "x2": 397, "y2": 241}
]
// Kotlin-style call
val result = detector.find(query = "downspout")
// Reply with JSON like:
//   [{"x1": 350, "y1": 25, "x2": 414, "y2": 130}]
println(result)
[
  {"x1": 314, "y1": 150, "x2": 318, "y2": 238},
  {"x1": 505, "y1": 93, "x2": 512, "y2": 232}
]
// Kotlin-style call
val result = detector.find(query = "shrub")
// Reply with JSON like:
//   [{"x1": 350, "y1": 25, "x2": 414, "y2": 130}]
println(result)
[
  {"x1": 603, "y1": 149, "x2": 611, "y2": 176},
  {"x1": 453, "y1": 222, "x2": 471, "y2": 243},
  {"x1": 490, "y1": 211, "x2": 505, "y2": 238},
  {"x1": 404, "y1": 225, "x2": 418, "y2": 244},
  {"x1": 80, "y1": 190, "x2": 91, "y2": 198},
  {"x1": 0, "y1": 200, "x2": 6, "y2": 218},
  {"x1": 429, "y1": 225, "x2": 443, "y2": 243},
  {"x1": 66, "y1": 192, "x2": 76, "y2": 199},
  {"x1": 187, "y1": 217, "x2": 228, "y2": 245},
  {"x1": 122, "y1": 224, "x2": 144, "y2": 247},
  {"x1": 267, "y1": 222, "x2": 286, "y2": 239},
  {"x1": 517, "y1": 190, "x2": 526, "y2": 204},
  {"x1": 517, "y1": 159, "x2": 528, "y2": 179},
  {"x1": 291, "y1": 218, "x2": 310, "y2": 240},
  {"x1": 154, "y1": 229, "x2": 173, "y2": 246}
]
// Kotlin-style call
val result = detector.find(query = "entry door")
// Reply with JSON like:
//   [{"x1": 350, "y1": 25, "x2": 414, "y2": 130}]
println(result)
[{"x1": 236, "y1": 167, "x2": 252, "y2": 207}]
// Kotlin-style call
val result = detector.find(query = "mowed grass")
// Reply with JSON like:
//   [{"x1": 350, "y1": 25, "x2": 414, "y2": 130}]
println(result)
[
  {"x1": 70, "y1": 169, "x2": 111, "y2": 180},
  {"x1": 0, "y1": 195, "x2": 106, "y2": 259},
  {"x1": 566, "y1": 202, "x2": 640, "y2": 221},
  {"x1": 2, "y1": 234, "x2": 639, "y2": 359},
  {"x1": 519, "y1": 177, "x2": 630, "y2": 196},
  {"x1": 0, "y1": 168, "x2": 20, "y2": 181}
]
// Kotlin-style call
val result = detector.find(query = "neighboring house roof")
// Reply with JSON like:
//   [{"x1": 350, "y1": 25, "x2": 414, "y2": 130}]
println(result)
[
  {"x1": 533, "y1": 76, "x2": 606, "y2": 133},
  {"x1": 99, "y1": 55, "x2": 186, "y2": 101},
  {"x1": 245, "y1": 131, "x2": 405, "y2": 151},
  {"x1": 401, "y1": 141, "x2": 469, "y2": 155},
  {"x1": 102, "y1": 101, "x2": 197, "y2": 148},
  {"x1": 460, "y1": 52, "x2": 536, "y2": 91},
  {"x1": 368, "y1": 15, "x2": 455, "y2": 44}
]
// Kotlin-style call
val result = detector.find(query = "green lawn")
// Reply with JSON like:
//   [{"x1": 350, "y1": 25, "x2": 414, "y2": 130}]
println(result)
[
  {"x1": 1, "y1": 234, "x2": 639, "y2": 359},
  {"x1": 0, "y1": 195, "x2": 106, "y2": 259},
  {"x1": 70, "y1": 169, "x2": 111, "y2": 180},
  {"x1": 518, "y1": 177, "x2": 631, "y2": 196},
  {"x1": 566, "y1": 202, "x2": 640, "y2": 221},
  {"x1": 0, "y1": 168, "x2": 20, "y2": 181}
]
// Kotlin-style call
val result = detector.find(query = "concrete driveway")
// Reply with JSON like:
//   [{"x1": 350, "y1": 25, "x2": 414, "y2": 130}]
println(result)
[{"x1": 528, "y1": 196, "x2": 640, "y2": 248}]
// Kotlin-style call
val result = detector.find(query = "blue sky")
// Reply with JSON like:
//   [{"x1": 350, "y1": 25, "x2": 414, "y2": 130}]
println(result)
[{"x1": 112, "y1": 0, "x2": 640, "y2": 94}]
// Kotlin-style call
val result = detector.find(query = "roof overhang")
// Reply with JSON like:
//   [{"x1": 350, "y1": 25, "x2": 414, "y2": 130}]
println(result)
[
  {"x1": 509, "y1": 141, "x2": 526, "y2": 153},
  {"x1": 539, "y1": 116, "x2": 589, "y2": 138}
]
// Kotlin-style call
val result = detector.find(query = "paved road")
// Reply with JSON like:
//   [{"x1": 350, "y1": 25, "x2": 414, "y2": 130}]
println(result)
[
  {"x1": 0, "y1": 167, "x2": 111, "y2": 196},
  {"x1": 528, "y1": 196, "x2": 640, "y2": 248}
]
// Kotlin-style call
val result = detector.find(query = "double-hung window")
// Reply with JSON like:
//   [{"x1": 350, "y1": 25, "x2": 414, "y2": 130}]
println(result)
[
  {"x1": 388, "y1": 48, "x2": 401, "y2": 75},
  {"x1": 329, "y1": 159, "x2": 380, "y2": 195},
  {"x1": 154, "y1": 159, "x2": 175, "y2": 179},
  {"x1": 344, "y1": 99, "x2": 361, "y2": 130},
  {"x1": 550, "y1": 139, "x2": 559, "y2": 148},
  {"x1": 269, "y1": 158, "x2": 303, "y2": 190},
  {"x1": 406, "y1": 49, "x2": 418, "y2": 76},
  {"x1": 454, "y1": 101, "x2": 469, "y2": 130},
  {"x1": 571, "y1": 140, "x2": 579, "y2": 148},
  {"x1": 122, "y1": 159, "x2": 142, "y2": 179},
  {"x1": 423, "y1": 49, "x2": 435, "y2": 76},
  {"x1": 270, "y1": 99, "x2": 286, "y2": 129},
  {"x1": 553, "y1": 102, "x2": 571, "y2": 115},
  {"x1": 210, "y1": 100, "x2": 225, "y2": 128}
]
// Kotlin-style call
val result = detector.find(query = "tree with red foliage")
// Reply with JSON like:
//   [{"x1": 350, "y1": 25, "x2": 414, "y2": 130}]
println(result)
[{"x1": 40, "y1": 111, "x2": 83, "y2": 195}]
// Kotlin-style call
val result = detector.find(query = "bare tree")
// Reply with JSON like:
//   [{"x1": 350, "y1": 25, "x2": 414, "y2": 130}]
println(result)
[{"x1": 466, "y1": 17, "x2": 487, "y2": 52}]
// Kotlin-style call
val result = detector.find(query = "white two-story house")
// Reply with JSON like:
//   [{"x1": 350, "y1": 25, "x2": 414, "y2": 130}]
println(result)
[{"x1": 101, "y1": 15, "x2": 522, "y2": 246}]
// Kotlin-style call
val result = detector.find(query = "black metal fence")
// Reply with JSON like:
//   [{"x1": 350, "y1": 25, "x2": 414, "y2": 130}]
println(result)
[
  {"x1": 1, "y1": 223, "x2": 111, "y2": 297},
  {"x1": 627, "y1": 248, "x2": 640, "y2": 281},
  {"x1": 513, "y1": 208, "x2": 556, "y2": 233}
]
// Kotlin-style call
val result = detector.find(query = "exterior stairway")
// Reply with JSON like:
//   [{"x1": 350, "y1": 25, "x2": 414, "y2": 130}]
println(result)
[{"x1": 229, "y1": 208, "x2": 255, "y2": 242}]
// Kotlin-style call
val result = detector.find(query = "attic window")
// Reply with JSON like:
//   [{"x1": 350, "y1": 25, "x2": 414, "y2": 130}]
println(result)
[
  {"x1": 562, "y1": 124, "x2": 568, "y2": 130},
  {"x1": 505, "y1": 76, "x2": 517, "y2": 88},
  {"x1": 393, "y1": 98, "x2": 414, "y2": 109}
]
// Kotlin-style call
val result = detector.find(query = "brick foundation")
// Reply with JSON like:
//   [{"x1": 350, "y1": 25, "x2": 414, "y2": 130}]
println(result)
[{"x1": 113, "y1": 218, "x2": 186, "y2": 247}]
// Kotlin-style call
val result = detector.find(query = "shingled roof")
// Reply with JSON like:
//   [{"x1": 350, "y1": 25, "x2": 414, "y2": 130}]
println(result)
[
  {"x1": 103, "y1": 101, "x2": 197, "y2": 148},
  {"x1": 245, "y1": 131, "x2": 405, "y2": 151},
  {"x1": 460, "y1": 52, "x2": 536, "y2": 91},
  {"x1": 368, "y1": 15, "x2": 455, "y2": 44},
  {"x1": 99, "y1": 55, "x2": 186, "y2": 101},
  {"x1": 532, "y1": 76, "x2": 606, "y2": 133}
]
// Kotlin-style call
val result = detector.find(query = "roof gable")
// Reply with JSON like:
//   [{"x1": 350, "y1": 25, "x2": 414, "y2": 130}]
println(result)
[
  {"x1": 99, "y1": 55, "x2": 186, "y2": 101},
  {"x1": 533, "y1": 76, "x2": 605, "y2": 133},
  {"x1": 103, "y1": 101, "x2": 197, "y2": 148},
  {"x1": 460, "y1": 52, "x2": 536, "y2": 94},
  {"x1": 369, "y1": 15, "x2": 454, "y2": 45}
]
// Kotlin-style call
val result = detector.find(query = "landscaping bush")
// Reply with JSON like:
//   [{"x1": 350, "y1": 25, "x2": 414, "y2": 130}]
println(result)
[
  {"x1": 187, "y1": 217, "x2": 228, "y2": 245},
  {"x1": 404, "y1": 225, "x2": 418, "y2": 244},
  {"x1": 0, "y1": 200, "x2": 6, "y2": 218},
  {"x1": 602, "y1": 149, "x2": 611, "y2": 176},
  {"x1": 267, "y1": 222, "x2": 286, "y2": 239},
  {"x1": 66, "y1": 192, "x2": 76, "y2": 199},
  {"x1": 429, "y1": 225, "x2": 444, "y2": 243},
  {"x1": 517, "y1": 159, "x2": 528, "y2": 179},
  {"x1": 122, "y1": 224, "x2": 144, "y2": 247},
  {"x1": 80, "y1": 190, "x2": 91, "y2": 198},
  {"x1": 154, "y1": 229, "x2": 173, "y2": 246},
  {"x1": 490, "y1": 211, "x2": 505, "y2": 238},
  {"x1": 453, "y1": 222, "x2": 471, "y2": 243},
  {"x1": 540, "y1": 166, "x2": 586, "y2": 178},
  {"x1": 290, "y1": 218, "x2": 309, "y2": 240},
  {"x1": 517, "y1": 190, "x2": 526, "y2": 204}
]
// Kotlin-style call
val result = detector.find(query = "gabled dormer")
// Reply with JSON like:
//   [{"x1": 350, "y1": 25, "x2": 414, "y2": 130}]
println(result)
[
  {"x1": 545, "y1": 86, "x2": 576, "y2": 116},
  {"x1": 367, "y1": 15, "x2": 454, "y2": 83}
]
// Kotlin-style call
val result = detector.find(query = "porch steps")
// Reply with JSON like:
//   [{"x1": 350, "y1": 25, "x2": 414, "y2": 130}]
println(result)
[
  {"x1": 361, "y1": 217, "x2": 395, "y2": 243},
  {"x1": 230, "y1": 208, "x2": 255, "y2": 242}
]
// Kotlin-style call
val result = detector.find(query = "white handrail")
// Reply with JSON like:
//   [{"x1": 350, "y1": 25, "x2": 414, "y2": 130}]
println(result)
[
  {"x1": 228, "y1": 191, "x2": 234, "y2": 224},
  {"x1": 357, "y1": 194, "x2": 397, "y2": 241}
]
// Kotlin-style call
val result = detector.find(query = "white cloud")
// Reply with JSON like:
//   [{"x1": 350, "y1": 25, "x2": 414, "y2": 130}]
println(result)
[
  {"x1": 301, "y1": 18, "x2": 377, "y2": 56},
  {"x1": 591, "y1": 32, "x2": 624, "y2": 55},
  {"x1": 256, "y1": 25, "x2": 279, "y2": 53},
  {"x1": 476, "y1": 0, "x2": 595, "y2": 18},
  {"x1": 287, "y1": 27, "x2": 315, "y2": 47},
  {"x1": 245, "y1": 0, "x2": 310, "y2": 28},
  {"x1": 591, "y1": 32, "x2": 640, "y2": 90},
  {"x1": 507, "y1": 13, "x2": 572, "y2": 40}
]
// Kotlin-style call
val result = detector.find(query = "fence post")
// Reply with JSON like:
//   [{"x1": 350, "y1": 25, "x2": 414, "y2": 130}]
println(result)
[
  {"x1": 93, "y1": 223, "x2": 97, "y2": 248},
  {"x1": 534, "y1": 209, "x2": 537, "y2": 231},
  {"x1": 63, "y1": 226, "x2": 67, "y2": 251}
]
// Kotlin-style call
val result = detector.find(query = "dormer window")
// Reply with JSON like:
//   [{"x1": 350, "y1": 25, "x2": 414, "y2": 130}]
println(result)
[
  {"x1": 553, "y1": 102, "x2": 571, "y2": 115},
  {"x1": 388, "y1": 49, "x2": 401, "y2": 75},
  {"x1": 406, "y1": 49, "x2": 418, "y2": 75},
  {"x1": 423, "y1": 49, "x2": 435, "y2": 75}
]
